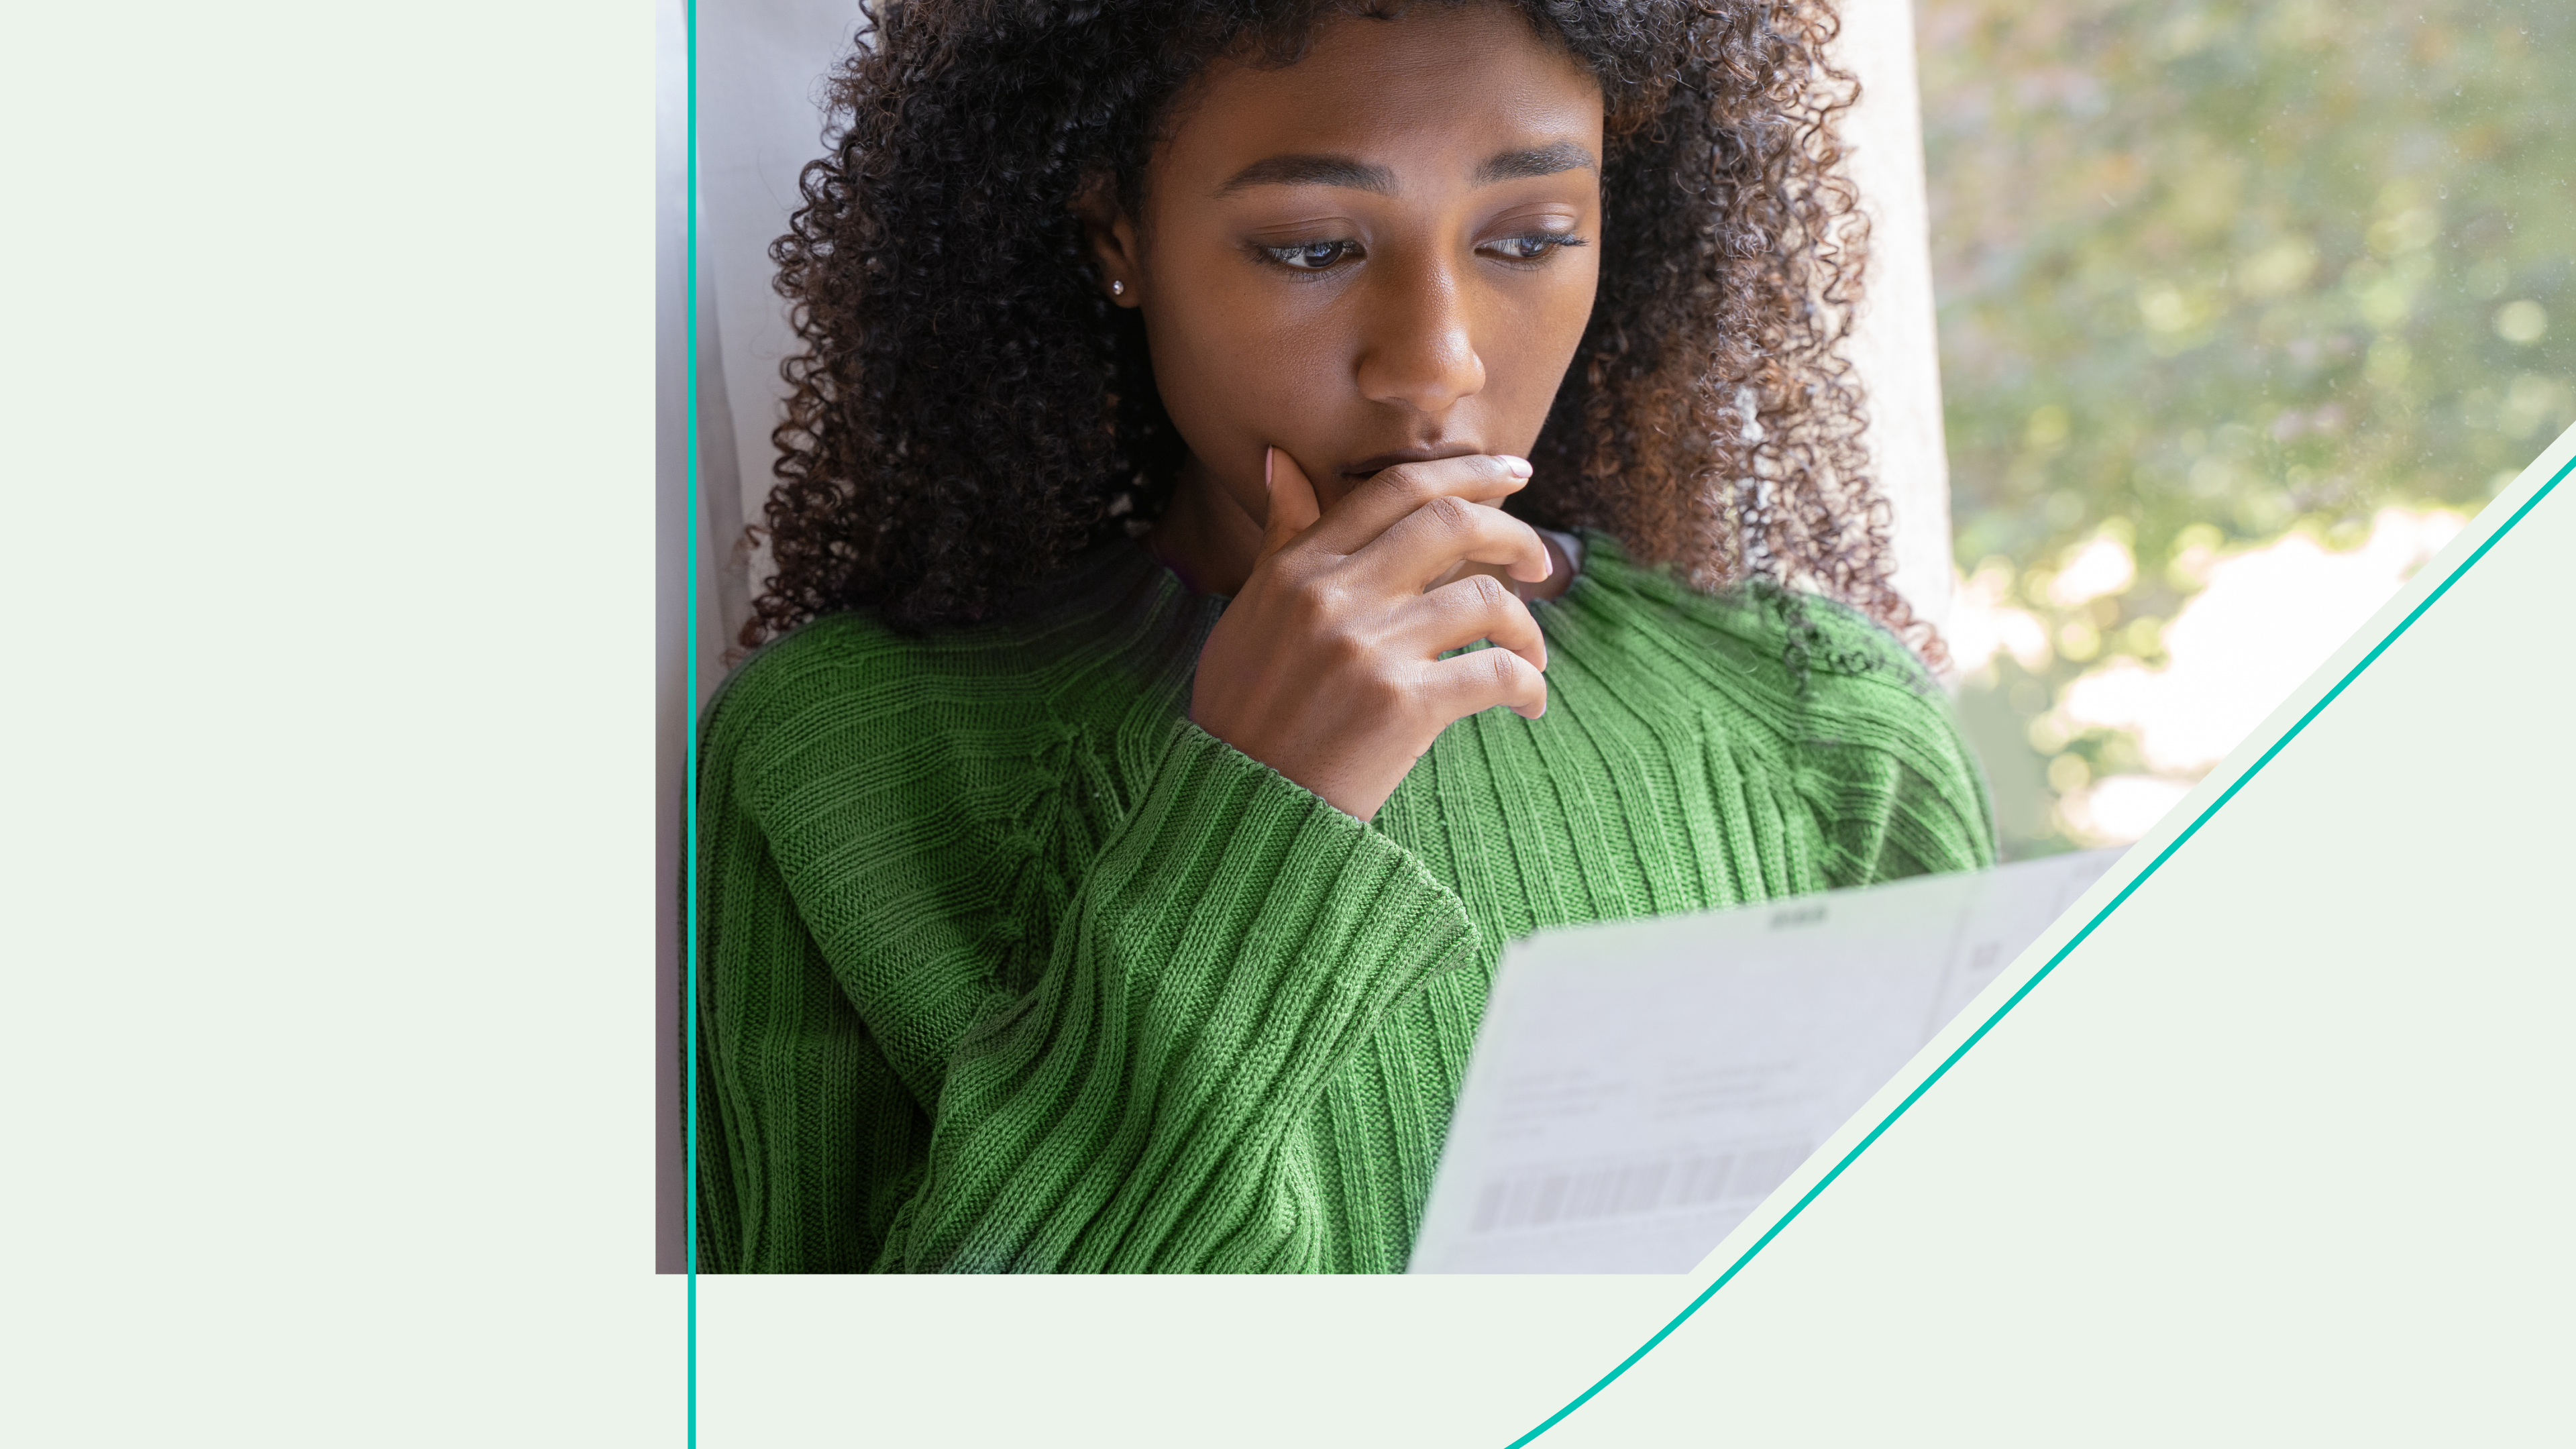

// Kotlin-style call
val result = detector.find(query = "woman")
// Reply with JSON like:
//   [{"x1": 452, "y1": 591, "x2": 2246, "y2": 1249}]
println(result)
[{"x1": 695, "y1": 0, "x2": 1994, "y2": 1273}]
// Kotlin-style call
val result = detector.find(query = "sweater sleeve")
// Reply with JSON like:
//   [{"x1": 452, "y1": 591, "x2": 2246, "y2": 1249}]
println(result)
[
  {"x1": 697, "y1": 644, "x2": 1488, "y2": 1275},
  {"x1": 873, "y1": 721, "x2": 1481, "y2": 1273},
  {"x1": 694, "y1": 700, "x2": 931, "y2": 1274}
]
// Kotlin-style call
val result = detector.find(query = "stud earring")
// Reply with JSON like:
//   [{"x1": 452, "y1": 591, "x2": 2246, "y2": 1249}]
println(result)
[{"x1": 1110, "y1": 280, "x2": 1125, "y2": 297}]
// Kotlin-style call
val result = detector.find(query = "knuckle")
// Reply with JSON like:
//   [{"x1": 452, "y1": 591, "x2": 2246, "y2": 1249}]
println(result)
[
  {"x1": 1358, "y1": 668, "x2": 1405, "y2": 712},
  {"x1": 1423, "y1": 493, "x2": 1474, "y2": 532},
  {"x1": 1390, "y1": 466, "x2": 1442, "y2": 506},
  {"x1": 1285, "y1": 573, "x2": 1336, "y2": 619},
  {"x1": 1327, "y1": 624, "x2": 1372, "y2": 665},
  {"x1": 1263, "y1": 551, "x2": 1313, "y2": 590}
]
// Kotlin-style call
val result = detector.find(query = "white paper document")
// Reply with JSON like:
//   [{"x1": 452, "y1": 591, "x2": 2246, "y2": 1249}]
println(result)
[{"x1": 1408, "y1": 851, "x2": 2121, "y2": 1273}]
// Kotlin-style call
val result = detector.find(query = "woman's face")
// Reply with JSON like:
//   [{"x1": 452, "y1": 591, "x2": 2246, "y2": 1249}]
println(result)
[{"x1": 1087, "y1": 2, "x2": 1606, "y2": 524}]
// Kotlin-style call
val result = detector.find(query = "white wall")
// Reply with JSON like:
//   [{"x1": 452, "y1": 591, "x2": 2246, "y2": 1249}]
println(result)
[
  {"x1": 1836, "y1": 0, "x2": 1957, "y2": 637},
  {"x1": 691, "y1": 0, "x2": 867, "y2": 659}
]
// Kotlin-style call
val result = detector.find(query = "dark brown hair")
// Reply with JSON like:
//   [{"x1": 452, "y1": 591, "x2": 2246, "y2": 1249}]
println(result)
[{"x1": 747, "y1": 0, "x2": 1932, "y2": 662}]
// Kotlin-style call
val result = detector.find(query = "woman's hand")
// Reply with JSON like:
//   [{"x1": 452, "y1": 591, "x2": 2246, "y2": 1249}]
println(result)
[{"x1": 1190, "y1": 447, "x2": 1553, "y2": 821}]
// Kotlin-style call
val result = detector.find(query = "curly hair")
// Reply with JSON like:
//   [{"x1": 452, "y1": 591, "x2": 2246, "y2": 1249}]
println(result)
[{"x1": 747, "y1": 0, "x2": 1933, "y2": 663}]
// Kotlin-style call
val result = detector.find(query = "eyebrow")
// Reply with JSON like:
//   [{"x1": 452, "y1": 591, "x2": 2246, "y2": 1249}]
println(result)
[
  {"x1": 1215, "y1": 140, "x2": 1599, "y2": 197},
  {"x1": 1470, "y1": 141, "x2": 1599, "y2": 186},
  {"x1": 1216, "y1": 154, "x2": 1397, "y2": 196}
]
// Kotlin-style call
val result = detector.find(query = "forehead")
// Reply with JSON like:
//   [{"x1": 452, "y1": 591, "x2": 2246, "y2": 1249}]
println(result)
[{"x1": 1152, "y1": 4, "x2": 1606, "y2": 189}]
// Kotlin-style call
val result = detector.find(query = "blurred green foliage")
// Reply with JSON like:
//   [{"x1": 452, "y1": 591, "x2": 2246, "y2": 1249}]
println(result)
[{"x1": 1916, "y1": 0, "x2": 2574, "y2": 856}]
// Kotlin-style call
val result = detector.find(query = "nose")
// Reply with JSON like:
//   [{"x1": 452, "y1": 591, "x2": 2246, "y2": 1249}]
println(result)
[{"x1": 1352, "y1": 250, "x2": 1486, "y2": 417}]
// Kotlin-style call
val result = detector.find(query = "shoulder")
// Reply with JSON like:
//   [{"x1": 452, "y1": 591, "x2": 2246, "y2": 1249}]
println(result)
[
  {"x1": 1561, "y1": 531, "x2": 1947, "y2": 737},
  {"x1": 1559, "y1": 531, "x2": 1996, "y2": 875},
  {"x1": 702, "y1": 609, "x2": 974, "y2": 791},
  {"x1": 702, "y1": 541, "x2": 1200, "y2": 821}
]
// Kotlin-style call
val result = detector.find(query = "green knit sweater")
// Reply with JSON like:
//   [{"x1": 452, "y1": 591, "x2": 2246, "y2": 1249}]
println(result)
[{"x1": 693, "y1": 532, "x2": 1995, "y2": 1273}]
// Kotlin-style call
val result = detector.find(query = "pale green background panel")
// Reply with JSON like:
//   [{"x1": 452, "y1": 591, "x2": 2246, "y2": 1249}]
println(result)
[
  {"x1": 9, "y1": 4, "x2": 685, "y2": 1446},
  {"x1": 15, "y1": 0, "x2": 2568, "y2": 1439}
]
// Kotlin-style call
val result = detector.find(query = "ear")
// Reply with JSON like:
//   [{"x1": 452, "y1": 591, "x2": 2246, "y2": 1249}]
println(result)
[{"x1": 1069, "y1": 172, "x2": 1144, "y2": 309}]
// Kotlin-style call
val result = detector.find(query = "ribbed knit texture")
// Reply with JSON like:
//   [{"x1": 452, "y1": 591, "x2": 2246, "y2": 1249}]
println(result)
[{"x1": 694, "y1": 532, "x2": 1996, "y2": 1273}]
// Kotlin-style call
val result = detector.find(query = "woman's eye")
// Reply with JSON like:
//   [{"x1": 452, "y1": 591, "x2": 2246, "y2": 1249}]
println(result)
[
  {"x1": 1262, "y1": 239, "x2": 1358, "y2": 272},
  {"x1": 1484, "y1": 233, "x2": 1578, "y2": 263}
]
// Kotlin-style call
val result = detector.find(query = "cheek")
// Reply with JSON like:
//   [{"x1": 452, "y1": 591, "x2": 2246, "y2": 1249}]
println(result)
[
  {"x1": 1143, "y1": 268, "x2": 1336, "y2": 462},
  {"x1": 1482, "y1": 255, "x2": 1600, "y2": 425},
  {"x1": 1527, "y1": 252, "x2": 1600, "y2": 368}
]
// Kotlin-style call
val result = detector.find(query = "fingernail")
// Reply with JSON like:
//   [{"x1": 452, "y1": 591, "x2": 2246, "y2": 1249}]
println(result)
[
  {"x1": 1265, "y1": 446, "x2": 1276, "y2": 493},
  {"x1": 1499, "y1": 455, "x2": 1533, "y2": 479}
]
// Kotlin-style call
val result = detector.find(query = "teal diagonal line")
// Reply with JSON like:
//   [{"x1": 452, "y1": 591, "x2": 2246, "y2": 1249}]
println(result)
[{"x1": 1506, "y1": 450, "x2": 2573, "y2": 1447}]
